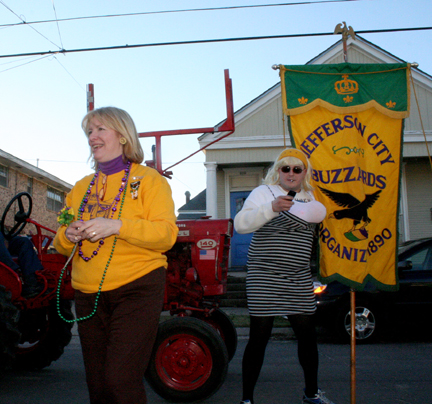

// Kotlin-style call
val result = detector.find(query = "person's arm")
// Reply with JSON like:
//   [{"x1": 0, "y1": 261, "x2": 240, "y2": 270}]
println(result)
[
  {"x1": 54, "y1": 170, "x2": 178, "y2": 255},
  {"x1": 117, "y1": 175, "x2": 178, "y2": 251},
  {"x1": 288, "y1": 192, "x2": 327, "y2": 223},
  {"x1": 234, "y1": 186, "x2": 279, "y2": 234}
]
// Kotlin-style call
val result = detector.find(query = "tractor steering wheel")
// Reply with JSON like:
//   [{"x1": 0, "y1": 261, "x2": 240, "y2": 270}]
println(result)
[{"x1": 1, "y1": 192, "x2": 33, "y2": 240}]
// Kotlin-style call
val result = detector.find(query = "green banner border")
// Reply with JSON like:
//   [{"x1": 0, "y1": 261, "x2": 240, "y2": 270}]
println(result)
[{"x1": 280, "y1": 63, "x2": 411, "y2": 120}]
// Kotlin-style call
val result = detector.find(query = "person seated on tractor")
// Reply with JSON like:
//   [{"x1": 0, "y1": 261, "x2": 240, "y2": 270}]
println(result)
[{"x1": 0, "y1": 231, "x2": 44, "y2": 298}]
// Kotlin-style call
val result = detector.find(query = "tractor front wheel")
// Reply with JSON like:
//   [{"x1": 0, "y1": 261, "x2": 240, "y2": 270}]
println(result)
[
  {"x1": 0, "y1": 286, "x2": 20, "y2": 374},
  {"x1": 193, "y1": 308, "x2": 237, "y2": 362},
  {"x1": 13, "y1": 300, "x2": 74, "y2": 370},
  {"x1": 145, "y1": 316, "x2": 229, "y2": 402}
]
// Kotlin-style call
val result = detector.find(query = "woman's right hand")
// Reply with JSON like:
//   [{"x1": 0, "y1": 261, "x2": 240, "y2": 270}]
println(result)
[
  {"x1": 64, "y1": 220, "x2": 84, "y2": 243},
  {"x1": 272, "y1": 195, "x2": 295, "y2": 212}
]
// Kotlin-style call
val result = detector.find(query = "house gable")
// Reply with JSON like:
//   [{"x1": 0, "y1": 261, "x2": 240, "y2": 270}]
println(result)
[
  {"x1": 197, "y1": 36, "x2": 432, "y2": 244},
  {"x1": 177, "y1": 189, "x2": 207, "y2": 220},
  {"x1": 200, "y1": 35, "x2": 432, "y2": 161}
]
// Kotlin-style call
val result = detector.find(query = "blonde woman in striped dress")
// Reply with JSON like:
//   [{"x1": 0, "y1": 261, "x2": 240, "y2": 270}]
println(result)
[{"x1": 234, "y1": 148, "x2": 335, "y2": 404}]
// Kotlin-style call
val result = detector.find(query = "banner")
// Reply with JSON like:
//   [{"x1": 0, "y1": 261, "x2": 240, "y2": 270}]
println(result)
[{"x1": 280, "y1": 63, "x2": 411, "y2": 291}]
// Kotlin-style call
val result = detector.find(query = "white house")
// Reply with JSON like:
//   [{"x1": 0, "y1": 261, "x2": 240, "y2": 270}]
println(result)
[{"x1": 197, "y1": 35, "x2": 432, "y2": 268}]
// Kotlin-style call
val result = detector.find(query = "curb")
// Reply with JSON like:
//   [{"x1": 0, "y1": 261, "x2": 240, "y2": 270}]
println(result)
[
  {"x1": 160, "y1": 309, "x2": 296, "y2": 338},
  {"x1": 72, "y1": 308, "x2": 295, "y2": 338}
]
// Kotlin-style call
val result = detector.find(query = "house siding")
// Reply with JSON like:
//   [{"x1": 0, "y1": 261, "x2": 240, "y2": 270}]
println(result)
[
  {"x1": 230, "y1": 99, "x2": 284, "y2": 140},
  {"x1": 405, "y1": 158, "x2": 432, "y2": 239},
  {"x1": 406, "y1": 84, "x2": 432, "y2": 132},
  {"x1": 206, "y1": 146, "x2": 287, "y2": 165}
]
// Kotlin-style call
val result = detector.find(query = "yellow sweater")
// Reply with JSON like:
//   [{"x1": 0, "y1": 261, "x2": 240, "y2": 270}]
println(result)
[{"x1": 53, "y1": 163, "x2": 178, "y2": 293}]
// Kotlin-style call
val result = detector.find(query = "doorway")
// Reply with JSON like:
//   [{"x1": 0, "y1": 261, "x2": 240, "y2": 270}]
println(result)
[{"x1": 230, "y1": 191, "x2": 253, "y2": 268}]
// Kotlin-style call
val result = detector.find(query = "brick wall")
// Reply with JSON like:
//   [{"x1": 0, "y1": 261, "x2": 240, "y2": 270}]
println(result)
[{"x1": 0, "y1": 167, "x2": 67, "y2": 237}]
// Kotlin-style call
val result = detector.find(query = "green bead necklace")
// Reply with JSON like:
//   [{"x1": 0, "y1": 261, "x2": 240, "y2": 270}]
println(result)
[{"x1": 56, "y1": 164, "x2": 131, "y2": 323}]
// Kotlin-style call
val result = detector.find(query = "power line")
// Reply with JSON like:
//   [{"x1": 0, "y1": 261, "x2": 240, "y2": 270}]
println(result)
[
  {"x1": 0, "y1": 55, "x2": 51, "y2": 73},
  {"x1": 50, "y1": 0, "x2": 64, "y2": 50},
  {"x1": 0, "y1": 26, "x2": 431, "y2": 60},
  {"x1": 0, "y1": 0, "x2": 62, "y2": 49},
  {"x1": 0, "y1": 54, "x2": 43, "y2": 66},
  {"x1": 53, "y1": 56, "x2": 84, "y2": 90},
  {"x1": 0, "y1": 0, "x2": 362, "y2": 28}
]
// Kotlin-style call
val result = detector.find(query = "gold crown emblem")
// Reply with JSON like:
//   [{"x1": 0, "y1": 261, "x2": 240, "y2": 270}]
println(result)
[{"x1": 335, "y1": 74, "x2": 359, "y2": 95}]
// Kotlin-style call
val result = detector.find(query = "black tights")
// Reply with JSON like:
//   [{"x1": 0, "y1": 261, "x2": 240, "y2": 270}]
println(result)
[{"x1": 241, "y1": 314, "x2": 319, "y2": 403}]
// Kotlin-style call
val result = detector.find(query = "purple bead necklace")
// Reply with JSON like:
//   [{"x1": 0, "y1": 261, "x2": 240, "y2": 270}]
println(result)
[{"x1": 77, "y1": 160, "x2": 131, "y2": 261}]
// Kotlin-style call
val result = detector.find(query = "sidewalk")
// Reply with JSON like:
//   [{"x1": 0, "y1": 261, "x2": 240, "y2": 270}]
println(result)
[
  {"x1": 71, "y1": 305, "x2": 294, "y2": 339},
  {"x1": 159, "y1": 306, "x2": 295, "y2": 339},
  {"x1": 221, "y1": 306, "x2": 295, "y2": 338}
]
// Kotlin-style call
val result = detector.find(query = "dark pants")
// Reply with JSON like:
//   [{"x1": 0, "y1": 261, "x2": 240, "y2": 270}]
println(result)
[
  {"x1": 0, "y1": 233, "x2": 42, "y2": 288},
  {"x1": 242, "y1": 314, "x2": 319, "y2": 402},
  {"x1": 75, "y1": 267, "x2": 166, "y2": 404}
]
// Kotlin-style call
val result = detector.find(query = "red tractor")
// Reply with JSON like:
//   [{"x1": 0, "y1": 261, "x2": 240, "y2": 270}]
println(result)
[
  {"x1": 0, "y1": 192, "x2": 235, "y2": 402},
  {"x1": 0, "y1": 70, "x2": 237, "y2": 402},
  {"x1": 146, "y1": 217, "x2": 236, "y2": 402},
  {"x1": 0, "y1": 192, "x2": 75, "y2": 372}
]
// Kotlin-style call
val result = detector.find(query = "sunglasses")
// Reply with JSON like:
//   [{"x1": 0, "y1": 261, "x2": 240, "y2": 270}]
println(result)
[{"x1": 280, "y1": 165, "x2": 304, "y2": 174}]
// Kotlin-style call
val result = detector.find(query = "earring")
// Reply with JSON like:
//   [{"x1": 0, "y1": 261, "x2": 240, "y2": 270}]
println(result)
[{"x1": 119, "y1": 137, "x2": 127, "y2": 145}]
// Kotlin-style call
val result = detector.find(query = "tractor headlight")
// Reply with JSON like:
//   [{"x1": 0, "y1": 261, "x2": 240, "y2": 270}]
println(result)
[{"x1": 185, "y1": 267, "x2": 198, "y2": 282}]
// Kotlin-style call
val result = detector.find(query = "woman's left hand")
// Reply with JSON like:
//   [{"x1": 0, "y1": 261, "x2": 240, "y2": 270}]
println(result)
[{"x1": 76, "y1": 218, "x2": 122, "y2": 242}]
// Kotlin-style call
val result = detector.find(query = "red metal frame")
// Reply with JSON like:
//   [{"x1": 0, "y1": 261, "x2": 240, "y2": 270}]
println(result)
[
  {"x1": 87, "y1": 83, "x2": 94, "y2": 112},
  {"x1": 87, "y1": 69, "x2": 235, "y2": 178},
  {"x1": 138, "y1": 69, "x2": 234, "y2": 177}
]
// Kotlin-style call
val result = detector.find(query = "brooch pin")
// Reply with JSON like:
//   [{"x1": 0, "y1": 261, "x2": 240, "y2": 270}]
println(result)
[{"x1": 130, "y1": 180, "x2": 141, "y2": 200}]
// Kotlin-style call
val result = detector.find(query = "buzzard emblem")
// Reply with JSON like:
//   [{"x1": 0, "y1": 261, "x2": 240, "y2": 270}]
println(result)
[{"x1": 319, "y1": 186, "x2": 382, "y2": 241}]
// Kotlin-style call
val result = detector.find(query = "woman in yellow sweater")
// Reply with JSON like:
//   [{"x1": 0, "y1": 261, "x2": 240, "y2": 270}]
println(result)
[{"x1": 54, "y1": 107, "x2": 178, "y2": 404}]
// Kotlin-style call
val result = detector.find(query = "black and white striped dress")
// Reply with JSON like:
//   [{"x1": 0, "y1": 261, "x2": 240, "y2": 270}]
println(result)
[{"x1": 246, "y1": 205, "x2": 317, "y2": 317}]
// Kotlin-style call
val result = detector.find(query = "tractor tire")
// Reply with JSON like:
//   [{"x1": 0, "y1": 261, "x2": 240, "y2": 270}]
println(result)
[
  {"x1": 145, "y1": 316, "x2": 229, "y2": 403},
  {"x1": 13, "y1": 300, "x2": 74, "y2": 370},
  {"x1": 0, "y1": 286, "x2": 21, "y2": 373},
  {"x1": 193, "y1": 308, "x2": 238, "y2": 361}
]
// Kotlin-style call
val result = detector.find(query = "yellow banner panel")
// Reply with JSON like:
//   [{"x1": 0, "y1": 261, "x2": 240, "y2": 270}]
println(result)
[{"x1": 290, "y1": 106, "x2": 402, "y2": 291}]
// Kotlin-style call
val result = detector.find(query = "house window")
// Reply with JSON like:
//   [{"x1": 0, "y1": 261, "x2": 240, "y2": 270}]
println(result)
[
  {"x1": 0, "y1": 164, "x2": 8, "y2": 187},
  {"x1": 47, "y1": 187, "x2": 64, "y2": 212},
  {"x1": 27, "y1": 177, "x2": 33, "y2": 195}
]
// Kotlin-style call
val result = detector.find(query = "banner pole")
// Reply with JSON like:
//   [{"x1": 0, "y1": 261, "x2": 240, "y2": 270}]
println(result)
[
  {"x1": 333, "y1": 22, "x2": 356, "y2": 63},
  {"x1": 336, "y1": 24, "x2": 358, "y2": 393},
  {"x1": 350, "y1": 289, "x2": 356, "y2": 404}
]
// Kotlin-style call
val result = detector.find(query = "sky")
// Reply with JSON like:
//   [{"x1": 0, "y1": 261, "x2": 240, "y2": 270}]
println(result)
[{"x1": 1, "y1": 0, "x2": 431, "y2": 213}]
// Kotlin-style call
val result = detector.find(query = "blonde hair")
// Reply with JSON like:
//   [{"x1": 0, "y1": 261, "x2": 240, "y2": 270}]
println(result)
[
  {"x1": 82, "y1": 107, "x2": 144, "y2": 170},
  {"x1": 264, "y1": 148, "x2": 314, "y2": 192}
]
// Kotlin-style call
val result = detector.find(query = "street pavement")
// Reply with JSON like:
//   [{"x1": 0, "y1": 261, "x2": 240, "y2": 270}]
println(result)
[{"x1": 1, "y1": 308, "x2": 431, "y2": 404}]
